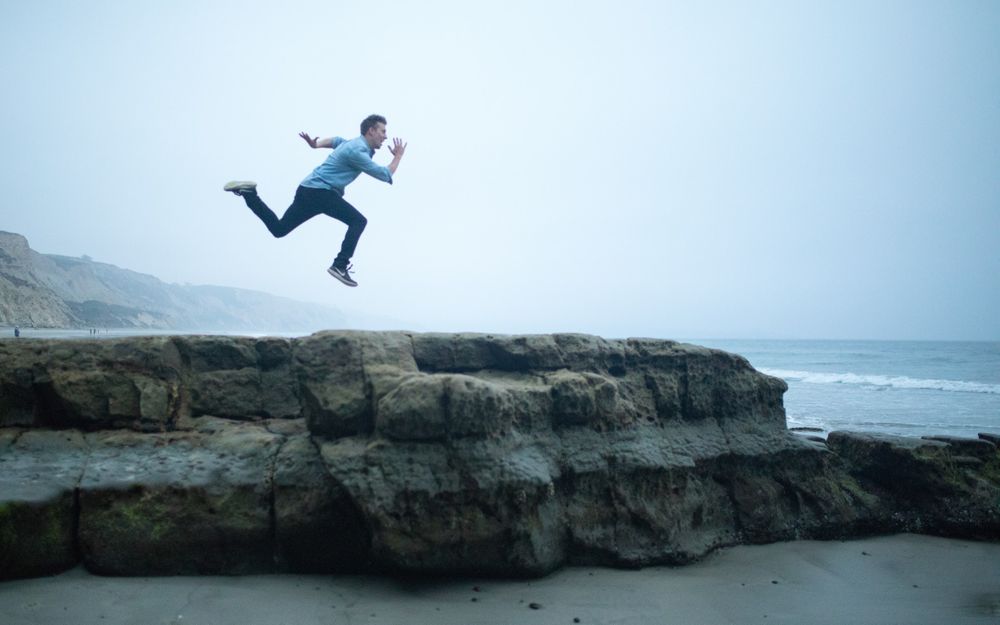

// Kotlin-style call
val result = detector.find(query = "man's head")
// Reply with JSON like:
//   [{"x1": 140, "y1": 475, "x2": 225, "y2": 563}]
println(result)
[{"x1": 361, "y1": 114, "x2": 387, "y2": 150}]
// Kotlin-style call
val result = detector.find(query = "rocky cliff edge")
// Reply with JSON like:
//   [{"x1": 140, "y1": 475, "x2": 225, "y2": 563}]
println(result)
[{"x1": 1, "y1": 332, "x2": 997, "y2": 580}]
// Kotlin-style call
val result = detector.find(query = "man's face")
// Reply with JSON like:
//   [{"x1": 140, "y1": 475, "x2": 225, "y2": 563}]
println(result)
[{"x1": 366, "y1": 122, "x2": 387, "y2": 150}]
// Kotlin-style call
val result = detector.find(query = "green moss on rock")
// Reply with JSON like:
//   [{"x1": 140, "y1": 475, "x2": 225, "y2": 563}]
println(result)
[{"x1": 0, "y1": 498, "x2": 76, "y2": 580}]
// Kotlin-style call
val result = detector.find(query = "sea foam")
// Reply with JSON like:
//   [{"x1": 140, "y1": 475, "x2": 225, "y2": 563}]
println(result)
[{"x1": 759, "y1": 368, "x2": 1000, "y2": 395}]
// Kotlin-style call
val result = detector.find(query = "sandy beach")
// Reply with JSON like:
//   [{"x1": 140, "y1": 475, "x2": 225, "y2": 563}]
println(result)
[{"x1": 2, "y1": 534, "x2": 998, "y2": 625}]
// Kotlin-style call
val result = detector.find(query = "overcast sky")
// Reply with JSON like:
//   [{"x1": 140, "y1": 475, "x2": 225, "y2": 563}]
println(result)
[{"x1": 1, "y1": 0, "x2": 997, "y2": 340}]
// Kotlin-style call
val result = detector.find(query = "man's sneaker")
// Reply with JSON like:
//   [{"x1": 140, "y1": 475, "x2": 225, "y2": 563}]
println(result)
[
  {"x1": 223, "y1": 180, "x2": 257, "y2": 196},
  {"x1": 327, "y1": 264, "x2": 358, "y2": 287}
]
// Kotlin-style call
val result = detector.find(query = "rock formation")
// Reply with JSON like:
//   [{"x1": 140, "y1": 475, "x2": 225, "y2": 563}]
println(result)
[
  {"x1": 1, "y1": 332, "x2": 997, "y2": 580},
  {"x1": 0, "y1": 232, "x2": 77, "y2": 328}
]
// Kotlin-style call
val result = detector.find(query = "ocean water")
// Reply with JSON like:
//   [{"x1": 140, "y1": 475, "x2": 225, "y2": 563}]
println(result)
[
  {"x1": 4, "y1": 328, "x2": 998, "y2": 439},
  {"x1": 693, "y1": 339, "x2": 1000, "y2": 439}
]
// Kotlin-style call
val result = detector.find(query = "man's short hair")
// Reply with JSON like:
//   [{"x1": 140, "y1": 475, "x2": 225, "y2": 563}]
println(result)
[{"x1": 361, "y1": 114, "x2": 387, "y2": 136}]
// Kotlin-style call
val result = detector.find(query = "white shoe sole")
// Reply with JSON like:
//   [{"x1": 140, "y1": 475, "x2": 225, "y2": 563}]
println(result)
[
  {"x1": 327, "y1": 267, "x2": 358, "y2": 287},
  {"x1": 223, "y1": 181, "x2": 257, "y2": 193}
]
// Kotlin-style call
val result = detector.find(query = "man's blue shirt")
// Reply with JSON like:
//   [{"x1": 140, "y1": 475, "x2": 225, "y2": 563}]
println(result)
[{"x1": 300, "y1": 135, "x2": 393, "y2": 196}]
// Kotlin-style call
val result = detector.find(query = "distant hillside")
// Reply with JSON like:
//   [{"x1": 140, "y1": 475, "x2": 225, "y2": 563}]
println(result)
[{"x1": 0, "y1": 231, "x2": 347, "y2": 332}]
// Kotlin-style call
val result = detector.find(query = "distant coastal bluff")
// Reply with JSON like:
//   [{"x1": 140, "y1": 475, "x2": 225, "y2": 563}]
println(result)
[{"x1": 1, "y1": 332, "x2": 998, "y2": 580}]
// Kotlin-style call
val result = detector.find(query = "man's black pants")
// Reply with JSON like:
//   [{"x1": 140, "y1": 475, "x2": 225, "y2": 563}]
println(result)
[{"x1": 244, "y1": 185, "x2": 367, "y2": 269}]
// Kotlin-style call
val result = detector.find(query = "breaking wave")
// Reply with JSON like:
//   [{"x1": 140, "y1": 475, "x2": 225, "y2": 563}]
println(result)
[{"x1": 759, "y1": 368, "x2": 1000, "y2": 395}]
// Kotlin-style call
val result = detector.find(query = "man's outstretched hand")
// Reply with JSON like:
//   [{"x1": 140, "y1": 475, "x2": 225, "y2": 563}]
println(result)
[
  {"x1": 387, "y1": 138, "x2": 407, "y2": 175},
  {"x1": 299, "y1": 132, "x2": 318, "y2": 148}
]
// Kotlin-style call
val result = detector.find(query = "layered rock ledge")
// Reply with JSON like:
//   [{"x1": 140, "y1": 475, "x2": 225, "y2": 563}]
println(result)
[{"x1": 1, "y1": 332, "x2": 997, "y2": 580}]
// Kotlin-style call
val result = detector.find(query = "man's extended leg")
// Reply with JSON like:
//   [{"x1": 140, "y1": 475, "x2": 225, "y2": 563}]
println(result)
[{"x1": 241, "y1": 186, "x2": 324, "y2": 238}]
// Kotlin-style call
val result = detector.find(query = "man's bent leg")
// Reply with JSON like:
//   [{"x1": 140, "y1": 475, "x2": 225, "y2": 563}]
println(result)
[
  {"x1": 317, "y1": 193, "x2": 368, "y2": 269},
  {"x1": 328, "y1": 198, "x2": 368, "y2": 267}
]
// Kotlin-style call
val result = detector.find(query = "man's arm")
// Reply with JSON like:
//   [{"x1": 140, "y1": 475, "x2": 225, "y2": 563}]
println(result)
[
  {"x1": 299, "y1": 132, "x2": 343, "y2": 149},
  {"x1": 344, "y1": 138, "x2": 407, "y2": 184},
  {"x1": 347, "y1": 146, "x2": 393, "y2": 184}
]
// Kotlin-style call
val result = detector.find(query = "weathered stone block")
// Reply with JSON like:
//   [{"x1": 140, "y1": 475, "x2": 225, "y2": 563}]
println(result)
[
  {"x1": 377, "y1": 373, "x2": 516, "y2": 440},
  {"x1": 294, "y1": 333, "x2": 370, "y2": 437},
  {"x1": 320, "y1": 435, "x2": 565, "y2": 576},
  {"x1": 412, "y1": 333, "x2": 566, "y2": 372},
  {"x1": 78, "y1": 422, "x2": 281, "y2": 575},
  {"x1": 548, "y1": 371, "x2": 625, "y2": 427},
  {"x1": 376, "y1": 375, "x2": 447, "y2": 441},
  {"x1": 0, "y1": 429, "x2": 87, "y2": 579},
  {"x1": 273, "y1": 433, "x2": 369, "y2": 572}
]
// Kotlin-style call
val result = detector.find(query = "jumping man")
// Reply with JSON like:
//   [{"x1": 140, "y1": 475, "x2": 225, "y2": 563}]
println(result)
[{"x1": 224, "y1": 114, "x2": 406, "y2": 287}]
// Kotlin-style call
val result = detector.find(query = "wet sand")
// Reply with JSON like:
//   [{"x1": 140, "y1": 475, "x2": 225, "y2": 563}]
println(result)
[{"x1": 2, "y1": 534, "x2": 998, "y2": 625}]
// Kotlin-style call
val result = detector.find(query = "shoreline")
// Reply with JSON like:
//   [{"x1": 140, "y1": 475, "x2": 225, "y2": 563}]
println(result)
[
  {"x1": 2, "y1": 534, "x2": 998, "y2": 625},
  {"x1": 0, "y1": 327, "x2": 305, "y2": 340}
]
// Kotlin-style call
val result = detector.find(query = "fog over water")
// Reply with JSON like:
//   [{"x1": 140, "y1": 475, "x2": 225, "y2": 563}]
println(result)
[{"x1": 2, "y1": 1, "x2": 998, "y2": 340}]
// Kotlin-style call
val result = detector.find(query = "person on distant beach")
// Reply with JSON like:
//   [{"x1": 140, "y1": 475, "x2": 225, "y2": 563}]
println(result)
[
  {"x1": 13, "y1": 326, "x2": 19, "y2": 338},
  {"x1": 224, "y1": 114, "x2": 407, "y2": 288}
]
